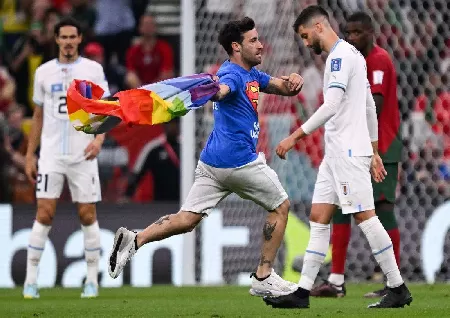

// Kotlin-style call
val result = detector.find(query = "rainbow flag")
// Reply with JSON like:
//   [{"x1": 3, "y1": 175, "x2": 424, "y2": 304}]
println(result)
[{"x1": 67, "y1": 74, "x2": 220, "y2": 134}]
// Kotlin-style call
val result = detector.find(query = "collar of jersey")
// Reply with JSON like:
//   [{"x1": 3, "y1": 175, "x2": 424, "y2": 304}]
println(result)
[
  {"x1": 330, "y1": 39, "x2": 343, "y2": 53},
  {"x1": 55, "y1": 56, "x2": 82, "y2": 66}
]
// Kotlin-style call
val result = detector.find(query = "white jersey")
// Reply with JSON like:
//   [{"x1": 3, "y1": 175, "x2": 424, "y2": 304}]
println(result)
[
  {"x1": 33, "y1": 57, "x2": 110, "y2": 161},
  {"x1": 322, "y1": 39, "x2": 372, "y2": 157}
]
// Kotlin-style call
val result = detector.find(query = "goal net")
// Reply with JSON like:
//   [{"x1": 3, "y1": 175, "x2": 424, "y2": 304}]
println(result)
[{"x1": 193, "y1": 0, "x2": 450, "y2": 284}]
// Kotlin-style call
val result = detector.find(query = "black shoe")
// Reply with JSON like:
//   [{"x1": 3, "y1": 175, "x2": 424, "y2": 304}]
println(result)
[
  {"x1": 263, "y1": 292, "x2": 310, "y2": 309},
  {"x1": 364, "y1": 286, "x2": 389, "y2": 298},
  {"x1": 368, "y1": 284, "x2": 412, "y2": 308},
  {"x1": 311, "y1": 279, "x2": 346, "y2": 298}
]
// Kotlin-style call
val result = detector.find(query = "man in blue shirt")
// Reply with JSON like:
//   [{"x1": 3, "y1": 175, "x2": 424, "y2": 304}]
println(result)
[{"x1": 108, "y1": 17, "x2": 304, "y2": 297}]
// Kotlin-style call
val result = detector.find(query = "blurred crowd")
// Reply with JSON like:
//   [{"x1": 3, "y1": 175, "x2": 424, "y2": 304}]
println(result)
[
  {"x1": 0, "y1": 0, "x2": 181, "y2": 203},
  {"x1": 0, "y1": 0, "x2": 449, "y2": 204}
]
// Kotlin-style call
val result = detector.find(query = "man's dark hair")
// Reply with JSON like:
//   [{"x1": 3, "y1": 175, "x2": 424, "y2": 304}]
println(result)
[
  {"x1": 54, "y1": 17, "x2": 82, "y2": 36},
  {"x1": 347, "y1": 11, "x2": 374, "y2": 30},
  {"x1": 293, "y1": 5, "x2": 329, "y2": 32},
  {"x1": 218, "y1": 17, "x2": 255, "y2": 55}
]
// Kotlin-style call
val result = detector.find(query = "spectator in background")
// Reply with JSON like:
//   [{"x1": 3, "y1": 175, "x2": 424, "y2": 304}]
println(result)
[
  {"x1": 146, "y1": 0, "x2": 181, "y2": 75},
  {"x1": 0, "y1": 113, "x2": 13, "y2": 202},
  {"x1": 31, "y1": 0, "x2": 51, "y2": 27},
  {"x1": 121, "y1": 118, "x2": 180, "y2": 202},
  {"x1": 51, "y1": 0, "x2": 70, "y2": 13},
  {"x1": 8, "y1": 22, "x2": 44, "y2": 115},
  {"x1": 68, "y1": 0, "x2": 96, "y2": 41},
  {"x1": 41, "y1": 8, "x2": 61, "y2": 62},
  {"x1": 6, "y1": 103, "x2": 27, "y2": 156},
  {"x1": 94, "y1": 0, "x2": 135, "y2": 67},
  {"x1": 5, "y1": 103, "x2": 34, "y2": 203},
  {"x1": 0, "y1": 62, "x2": 16, "y2": 113},
  {"x1": 0, "y1": 0, "x2": 33, "y2": 53},
  {"x1": 125, "y1": 13, "x2": 174, "y2": 88},
  {"x1": 84, "y1": 42, "x2": 126, "y2": 95}
]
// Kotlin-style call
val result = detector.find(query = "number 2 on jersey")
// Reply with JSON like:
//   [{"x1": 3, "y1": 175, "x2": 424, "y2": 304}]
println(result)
[
  {"x1": 53, "y1": 94, "x2": 68, "y2": 119},
  {"x1": 58, "y1": 96, "x2": 67, "y2": 114}
]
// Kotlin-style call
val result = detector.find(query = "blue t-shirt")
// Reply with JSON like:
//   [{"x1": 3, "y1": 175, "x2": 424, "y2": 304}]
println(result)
[{"x1": 200, "y1": 60, "x2": 271, "y2": 168}]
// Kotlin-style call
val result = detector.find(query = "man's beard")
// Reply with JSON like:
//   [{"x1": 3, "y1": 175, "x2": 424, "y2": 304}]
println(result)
[
  {"x1": 64, "y1": 53, "x2": 74, "y2": 60},
  {"x1": 311, "y1": 40, "x2": 322, "y2": 55},
  {"x1": 243, "y1": 53, "x2": 261, "y2": 67}
]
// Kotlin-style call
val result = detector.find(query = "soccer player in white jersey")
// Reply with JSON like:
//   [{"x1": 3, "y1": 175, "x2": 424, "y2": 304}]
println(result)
[
  {"x1": 23, "y1": 17, "x2": 109, "y2": 299},
  {"x1": 107, "y1": 17, "x2": 303, "y2": 297},
  {"x1": 263, "y1": 6, "x2": 412, "y2": 309}
]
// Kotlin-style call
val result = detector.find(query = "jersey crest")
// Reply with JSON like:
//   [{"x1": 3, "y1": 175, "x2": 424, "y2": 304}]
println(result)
[
  {"x1": 245, "y1": 80, "x2": 259, "y2": 112},
  {"x1": 331, "y1": 58, "x2": 342, "y2": 72}
]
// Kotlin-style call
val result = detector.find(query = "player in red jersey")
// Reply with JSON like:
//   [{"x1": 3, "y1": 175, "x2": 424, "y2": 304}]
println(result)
[{"x1": 310, "y1": 11, "x2": 403, "y2": 298}]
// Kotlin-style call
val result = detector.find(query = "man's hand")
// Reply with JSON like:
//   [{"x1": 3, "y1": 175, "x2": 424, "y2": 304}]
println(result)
[
  {"x1": 370, "y1": 154, "x2": 387, "y2": 183},
  {"x1": 281, "y1": 73, "x2": 304, "y2": 93},
  {"x1": 25, "y1": 154, "x2": 38, "y2": 184},
  {"x1": 276, "y1": 135, "x2": 297, "y2": 160},
  {"x1": 84, "y1": 137, "x2": 104, "y2": 160}
]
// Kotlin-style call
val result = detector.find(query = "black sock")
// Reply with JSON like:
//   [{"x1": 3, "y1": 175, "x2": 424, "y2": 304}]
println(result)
[
  {"x1": 390, "y1": 283, "x2": 405, "y2": 294},
  {"x1": 251, "y1": 273, "x2": 270, "y2": 281},
  {"x1": 294, "y1": 287, "x2": 310, "y2": 298}
]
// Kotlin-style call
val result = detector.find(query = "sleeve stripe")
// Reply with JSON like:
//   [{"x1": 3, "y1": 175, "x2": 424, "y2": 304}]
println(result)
[
  {"x1": 328, "y1": 85, "x2": 346, "y2": 92},
  {"x1": 328, "y1": 81, "x2": 347, "y2": 88}
]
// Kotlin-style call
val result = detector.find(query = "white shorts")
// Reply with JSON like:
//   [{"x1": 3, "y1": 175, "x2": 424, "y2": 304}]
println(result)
[
  {"x1": 36, "y1": 156, "x2": 101, "y2": 203},
  {"x1": 181, "y1": 153, "x2": 288, "y2": 215},
  {"x1": 312, "y1": 156, "x2": 374, "y2": 214}
]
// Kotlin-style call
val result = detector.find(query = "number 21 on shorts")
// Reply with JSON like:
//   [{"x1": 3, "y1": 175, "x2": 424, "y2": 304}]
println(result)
[{"x1": 36, "y1": 173, "x2": 49, "y2": 192}]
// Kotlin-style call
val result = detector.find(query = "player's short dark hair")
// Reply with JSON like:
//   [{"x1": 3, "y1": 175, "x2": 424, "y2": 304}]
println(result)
[
  {"x1": 218, "y1": 17, "x2": 255, "y2": 55},
  {"x1": 347, "y1": 11, "x2": 374, "y2": 30},
  {"x1": 54, "y1": 17, "x2": 82, "y2": 36},
  {"x1": 293, "y1": 5, "x2": 329, "y2": 32}
]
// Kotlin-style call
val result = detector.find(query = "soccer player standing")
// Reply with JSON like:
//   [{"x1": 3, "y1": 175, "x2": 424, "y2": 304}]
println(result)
[
  {"x1": 23, "y1": 17, "x2": 110, "y2": 299},
  {"x1": 108, "y1": 17, "x2": 304, "y2": 297},
  {"x1": 310, "y1": 11, "x2": 403, "y2": 299},
  {"x1": 263, "y1": 6, "x2": 412, "y2": 309}
]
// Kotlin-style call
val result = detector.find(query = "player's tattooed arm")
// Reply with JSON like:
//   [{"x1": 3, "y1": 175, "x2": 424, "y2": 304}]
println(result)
[
  {"x1": 211, "y1": 84, "x2": 231, "y2": 101},
  {"x1": 262, "y1": 74, "x2": 304, "y2": 96},
  {"x1": 154, "y1": 215, "x2": 170, "y2": 225}
]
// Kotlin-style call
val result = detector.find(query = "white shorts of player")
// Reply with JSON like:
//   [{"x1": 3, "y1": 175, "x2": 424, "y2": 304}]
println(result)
[
  {"x1": 181, "y1": 153, "x2": 288, "y2": 215},
  {"x1": 36, "y1": 156, "x2": 101, "y2": 203},
  {"x1": 312, "y1": 156, "x2": 375, "y2": 214}
]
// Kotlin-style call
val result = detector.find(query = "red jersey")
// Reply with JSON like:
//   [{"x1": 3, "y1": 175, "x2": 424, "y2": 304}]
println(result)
[
  {"x1": 126, "y1": 40, "x2": 174, "y2": 85},
  {"x1": 366, "y1": 45, "x2": 402, "y2": 162}
]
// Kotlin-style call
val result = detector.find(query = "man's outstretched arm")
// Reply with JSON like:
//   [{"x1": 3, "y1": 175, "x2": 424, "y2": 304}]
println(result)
[
  {"x1": 261, "y1": 73, "x2": 304, "y2": 96},
  {"x1": 212, "y1": 84, "x2": 231, "y2": 101}
]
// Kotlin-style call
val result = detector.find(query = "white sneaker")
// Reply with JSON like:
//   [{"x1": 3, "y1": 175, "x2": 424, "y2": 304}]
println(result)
[
  {"x1": 108, "y1": 227, "x2": 137, "y2": 279},
  {"x1": 249, "y1": 269, "x2": 298, "y2": 297}
]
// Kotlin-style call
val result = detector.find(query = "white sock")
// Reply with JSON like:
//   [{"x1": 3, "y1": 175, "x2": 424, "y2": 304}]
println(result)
[
  {"x1": 328, "y1": 273, "x2": 345, "y2": 286},
  {"x1": 82, "y1": 221, "x2": 101, "y2": 286},
  {"x1": 298, "y1": 222, "x2": 330, "y2": 290},
  {"x1": 25, "y1": 221, "x2": 51, "y2": 285},
  {"x1": 358, "y1": 216, "x2": 403, "y2": 288}
]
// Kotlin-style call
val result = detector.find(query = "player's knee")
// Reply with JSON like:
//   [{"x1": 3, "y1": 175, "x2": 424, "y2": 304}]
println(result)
[
  {"x1": 309, "y1": 210, "x2": 330, "y2": 224},
  {"x1": 178, "y1": 211, "x2": 203, "y2": 232},
  {"x1": 309, "y1": 203, "x2": 336, "y2": 224},
  {"x1": 352, "y1": 210, "x2": 376, "y2": 225},
  {"x1": 78, "y1": 203, "x2": 97, "y2": 225},
  {"x1": 36, "y1": 200, "x2": 56, "y2": 225}
]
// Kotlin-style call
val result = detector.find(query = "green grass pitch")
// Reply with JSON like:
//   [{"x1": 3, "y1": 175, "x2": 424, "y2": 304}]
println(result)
[{"x1": 0, "y1": 284, "x2": 448, "y2": 317}]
